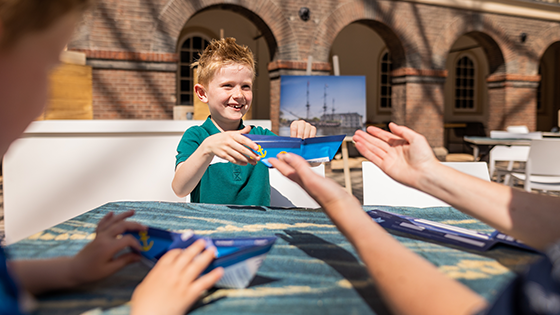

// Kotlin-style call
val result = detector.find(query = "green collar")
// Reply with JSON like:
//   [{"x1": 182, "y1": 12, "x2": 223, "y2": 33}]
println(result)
[{"x1": 202, "y1": 116, "x2": 246, "y2": 135}]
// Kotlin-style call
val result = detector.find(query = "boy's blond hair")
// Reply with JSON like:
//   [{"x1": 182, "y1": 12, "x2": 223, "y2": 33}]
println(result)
[
  {"x1": 0, "y1": 0, "x2": 91, "y2": 50},
  {"x1": 192, "y1": 37, "x2": 255, "y2": 87}
]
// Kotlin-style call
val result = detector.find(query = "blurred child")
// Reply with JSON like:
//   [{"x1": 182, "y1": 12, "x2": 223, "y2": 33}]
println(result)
[
  {"x1": 172, "y1": 38, "x2": 316, "y2": 206},
  {"x1": 0, "y1": 1, "x2": 222, "y2": 314}
]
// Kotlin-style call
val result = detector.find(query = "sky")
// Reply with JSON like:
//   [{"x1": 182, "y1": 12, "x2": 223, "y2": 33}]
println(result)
[{"x1": 279, "y1": 75, "x2": 366, "y2": 121}]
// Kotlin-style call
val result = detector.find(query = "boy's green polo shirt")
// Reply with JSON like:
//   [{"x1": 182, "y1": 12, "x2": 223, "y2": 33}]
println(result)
[{"x1": 175, "y1": 117, "x2": 275, "y2": 206}]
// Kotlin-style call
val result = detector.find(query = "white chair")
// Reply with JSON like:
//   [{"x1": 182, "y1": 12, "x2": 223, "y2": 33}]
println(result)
[
  {"x1": 511, "y1": 139, "x2": 560, "y2": 193},
  {"x1": 506, "y1": 125, "x2": 529, "y2": 133},
  {"x1": 488, "y1": 146, "x2": 530, "y2": 185},
  {"x1": 490, "y1": 130, "x2": 542, "y2": 140},
  {"x1": 362, "y1": 161, "x2": 490, "y2": 208},
  {"x1": 269, "y1": 164, "x2": 324, "y2": 208}
]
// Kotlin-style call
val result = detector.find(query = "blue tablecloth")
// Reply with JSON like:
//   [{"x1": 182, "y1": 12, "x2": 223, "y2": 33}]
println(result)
[{"x1": 6, "y1": 202, "x2": 540, "y2": 315}]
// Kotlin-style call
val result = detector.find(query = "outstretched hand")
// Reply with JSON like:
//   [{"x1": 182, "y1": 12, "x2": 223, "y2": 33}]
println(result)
[
  {"x1": 353, "y1": 123, "x2": 439, "y2": 188},
  {"x1": 203, "y1": 125, "x2": 260, "y2": 166},
  {"x1": 130, "y1": 239, "x2": 224, "y2": 315},
  {"x1": 69, "y1": 210, "x2": 146, "y2": 285}
]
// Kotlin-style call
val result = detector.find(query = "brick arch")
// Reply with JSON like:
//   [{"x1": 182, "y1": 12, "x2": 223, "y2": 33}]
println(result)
[
  {"x1": 533, "y1": 26, "x2": 560, "y2": 66},
  {"x1": 310, "y1": 1, "x2": 407, "y2": 69},
  {"x1": 432, "y1": 15, "x2": 506, "y2": 75},
  {"x1": 150, "y1": 0, "x2": 298, "y2": 60}
]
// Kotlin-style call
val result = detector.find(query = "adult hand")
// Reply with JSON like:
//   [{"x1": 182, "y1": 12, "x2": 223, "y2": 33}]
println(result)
[
  {"x1": 290, "y1": 120, "x2": 316, "y2": 139},
  {"x1": 203, "y1": 125, "x2": 260, "y2": 166},
  {"x1": 353, "y1": 123, "x2": 439, "y2": 188},
  {"x1": 69, "y1": 210, "x2": 146, "y2": 286},
  {"x1": 130, "y1": 239, "x2": 224, "y2": 315}
]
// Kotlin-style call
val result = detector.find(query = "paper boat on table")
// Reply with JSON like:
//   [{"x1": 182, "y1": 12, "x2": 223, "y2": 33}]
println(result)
[
  {"x1": 243, "y1": 134, "x2": 345, "y2": 167},
  {"x1": 126, "y1": 227, "x2": 277, "y2": 288},
  {"x1": 366, "y1": 209, "x2": 540, "y2": 253}
]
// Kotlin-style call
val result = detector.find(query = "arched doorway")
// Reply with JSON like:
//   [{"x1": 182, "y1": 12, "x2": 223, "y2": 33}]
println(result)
[
  {"x1": 329, "y1": 21, "x2": 398, "y2": 127},
  {"x1": 177, "y1": 7, "x2": 275, "y2": 119},
  {"x1": 444, "y1": 35, "x2": 491, "y2": 153},
  {"x1": 537, "y1": 42, "x2": 560, "y2": 132}
]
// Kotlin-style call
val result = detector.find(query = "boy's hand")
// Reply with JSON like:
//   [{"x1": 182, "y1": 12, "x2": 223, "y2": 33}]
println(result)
[
  {"x1": 290, "y1": 120, "x2": 316, "y2": 139},
  {"x1": 203, "y1": 125, "x2": 260, "y2": 166},
  {"x1": 130, "y1": 239, "x2": 224, "y2": 315},
  {"x1": 69, "y1": 210, "x2": 146, "y2": 286}
]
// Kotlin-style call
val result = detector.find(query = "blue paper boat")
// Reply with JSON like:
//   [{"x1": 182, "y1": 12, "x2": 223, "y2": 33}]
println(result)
[
  {"x1": 126, "y1": 227, "x2": 277, "y2": 288},
  {"x1": 367, "y1": 209, "x2": 540, "y2": 253},
  {"x1": 243, "y1": 134, "x2": 345, "y2": 167}
]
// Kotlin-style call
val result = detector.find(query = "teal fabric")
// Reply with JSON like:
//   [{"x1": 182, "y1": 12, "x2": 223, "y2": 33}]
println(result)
[
  {"x1": 175, "y1": 117, "x2": 275, "y2": 206},
  {"x1": 6, "y1": 202, "x2": 541, "y2": 315}
]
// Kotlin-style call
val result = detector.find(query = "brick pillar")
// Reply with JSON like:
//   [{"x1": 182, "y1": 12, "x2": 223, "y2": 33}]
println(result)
[
  {"x1": 270, "y1": 77, "x2": 281, "y2": 134},
  {"x1": 487, "y1": 74, "x2": 540, "y2": 131},
  {"x1": 392, "y1": 68, "x2": 447, "y2": 147}
]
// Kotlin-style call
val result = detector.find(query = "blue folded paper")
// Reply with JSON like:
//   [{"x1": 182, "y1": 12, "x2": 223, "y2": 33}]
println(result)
[
  {"x1": 367, "y1": 209, "x2": 540, "y2": 253},
  {"x1": 126, "y1": 227, "x2": 277, "y2": 288},
  {"x1": 243, "y1": 134, "x2": 345, "y2": 167}
]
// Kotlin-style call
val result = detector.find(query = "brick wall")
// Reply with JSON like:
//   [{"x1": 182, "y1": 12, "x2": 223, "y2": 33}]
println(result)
[
  {"x1": 93, "y1": 69, "x2": 175, "y2": 119},
  {"x1": 69, "y1": 0, "x2": 560, "y2": 144}
]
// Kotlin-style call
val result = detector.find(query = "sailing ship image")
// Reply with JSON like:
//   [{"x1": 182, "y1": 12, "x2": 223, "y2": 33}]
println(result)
[{"x1": 279, "y1": 76, "x2": 365, "y2": 136}]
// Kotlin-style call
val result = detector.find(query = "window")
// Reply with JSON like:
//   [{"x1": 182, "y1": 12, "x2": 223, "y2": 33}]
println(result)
[
  {"x1": 379, "y1": 51, "x2": 392, "y2": 112},
  {"x1": 454, "y1": 56, "x2": 476, "y2": 111},
  {"x1": 178, "y1": 35, "x2": 211, "y2": 105}
]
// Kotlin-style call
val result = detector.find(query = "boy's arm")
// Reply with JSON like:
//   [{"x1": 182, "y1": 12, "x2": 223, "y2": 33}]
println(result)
[
  {"x1": 269, "y1": 154, "x2": 487, "y2": 315},
  {"x1": 9, "y1": 211, "x2": 145, "y2": 295},
  {"x1": 353, "y1": 123, "x2": 560, "y2": 250},
  {"x1": 172, "y1": 126, "x2": 261, "y2": 197}
]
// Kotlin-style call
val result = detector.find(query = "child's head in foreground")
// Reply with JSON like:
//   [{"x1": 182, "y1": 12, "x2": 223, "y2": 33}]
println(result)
[
  {"x1": 192, "y1": 37, "x2": 256, "y2": 128},
  {"x1": 0, "y1": 0, "x2": 90, "y2": 155}
]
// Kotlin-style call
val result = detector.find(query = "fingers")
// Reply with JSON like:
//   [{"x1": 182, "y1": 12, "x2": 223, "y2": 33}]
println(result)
[
  {"x1": 96, "y1": 210, "x2": 136, "y2": 233},
  {"x1": 158, "y1": 240, "x2": 217, "y2": 285},
  {"x1": 211, "y1": 132, "x2": 260, "y2": 165},
  {"x1": 106, "y1": 252, "x2": 142, "y2": 275},
  {"x1": 353, "y1": 130, "x2": 391, "y2": 163},
  {"x1": 238, "y1": 125, "x2": 252, "y2": 134},
  {"x1": 190, "y1": 267, "x2": 223, "y2": 293},
  {"x1": 387, "y1": 122, "x2": 418, "y2": 144},
  {"x1": 105, "y1": 221, "x2": 146, "y2": 238},
  {"x1": 272, "y1": 153, "x2": 319, "y2": 187},
  {"x1": 109, "y1": 233, "x2": 143, "y2": 254},
  {"x1": 269, "y1": 157, "x2": 301, "y2": 186},
  {"x1": 290, "y1": 120, "x2": 316, "y2": 139}
]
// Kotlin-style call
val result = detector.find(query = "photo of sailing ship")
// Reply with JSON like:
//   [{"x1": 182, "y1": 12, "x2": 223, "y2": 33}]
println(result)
[{"x1": 279, "y1": 75, "x2": 366, "y2": 137}]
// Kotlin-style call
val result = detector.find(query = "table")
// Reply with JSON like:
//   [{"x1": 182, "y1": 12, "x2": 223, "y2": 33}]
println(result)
[
  {"x1": 6, "y1": 202, "x2": 540, "y2": 315},
  {"x1": 463, "y1": 136, "x2": 532, "y2": 161}
]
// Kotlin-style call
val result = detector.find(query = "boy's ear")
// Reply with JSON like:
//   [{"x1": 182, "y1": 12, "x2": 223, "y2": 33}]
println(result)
[{"x1": 194, "y1": 84, "x2": 208, "y2": 103}]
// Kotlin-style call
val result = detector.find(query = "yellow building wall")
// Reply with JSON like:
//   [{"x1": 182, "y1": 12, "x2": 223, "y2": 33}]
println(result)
[{"x1": 38, "y1": 52, "x2": 93, "y2": 120}]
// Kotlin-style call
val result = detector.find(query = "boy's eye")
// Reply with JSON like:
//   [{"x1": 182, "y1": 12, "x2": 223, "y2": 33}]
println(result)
[{"x1": 243, "y1": 85, "x2": 252, "y2": 90}]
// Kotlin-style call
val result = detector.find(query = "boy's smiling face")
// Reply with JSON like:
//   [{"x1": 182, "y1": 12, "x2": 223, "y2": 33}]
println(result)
[{"x1": 195, "y1": 63, "x2": 253, "y2": 131}]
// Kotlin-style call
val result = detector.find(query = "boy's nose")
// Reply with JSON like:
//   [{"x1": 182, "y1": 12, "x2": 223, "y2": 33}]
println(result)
[{"x1": 232, "y1": 87, "x2": 245, "y2": 100}]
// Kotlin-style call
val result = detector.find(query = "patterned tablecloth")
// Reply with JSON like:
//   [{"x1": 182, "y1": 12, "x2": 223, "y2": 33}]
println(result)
[{"x1": 6, "y1": 202, "x2": 541, "y2": 315}]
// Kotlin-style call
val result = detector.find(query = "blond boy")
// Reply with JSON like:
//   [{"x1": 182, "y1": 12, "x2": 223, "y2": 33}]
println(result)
[{"x1": 172, "y1": 38, "x2": 316, "y2": 206}]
